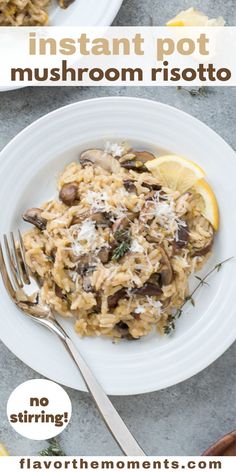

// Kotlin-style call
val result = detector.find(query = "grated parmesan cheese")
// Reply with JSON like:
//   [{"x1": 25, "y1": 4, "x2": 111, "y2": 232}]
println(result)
[
  {"x1": 134, "y1": 306, "x2": 145, "y2": 314},
  {"x1": 130, "y1": 239, "x2": 144, "y2": 253},
  {"x1": 85, "y1": 190, "x2": 127, "y2": 220},
  {"x1": 104, "y1": 141, "x2": 127, "y2": 157},
  {"x1": 146, "y1": 296, "x2": 162, "y2": 312},
  {"x1": 77, "y1": 220, "x2": 96, "y2": 243},
  {"x1": 67, "y1": 220, "x2": 96, "y2": 256},
  {"x1": 142, "y1": 191, "x2": 186, "y2": 234},
  {"x1": 86, "y1": 191, "x2": 111, "y2": 212}
]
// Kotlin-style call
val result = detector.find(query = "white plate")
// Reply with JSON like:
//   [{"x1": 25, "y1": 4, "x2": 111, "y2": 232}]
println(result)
[
  {"x1": 0, "y1": 97, "x2": 236, "y2": 395},
  {"x1": 0, "y1": 0, "x2": 123, "y2": 92},
  {"x1": 49, "y1": 0, "x2": 123, "y2": 26}
]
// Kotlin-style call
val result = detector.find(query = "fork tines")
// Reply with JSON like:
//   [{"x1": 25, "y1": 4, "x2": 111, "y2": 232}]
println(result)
[{"x1": 0, "y1": 230, "x2": 30, "y2": 300}]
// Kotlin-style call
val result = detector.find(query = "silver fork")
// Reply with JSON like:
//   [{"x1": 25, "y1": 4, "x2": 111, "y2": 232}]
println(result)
[{"x1": 0, "y1": 231, "x2": 145, "y2": 456}]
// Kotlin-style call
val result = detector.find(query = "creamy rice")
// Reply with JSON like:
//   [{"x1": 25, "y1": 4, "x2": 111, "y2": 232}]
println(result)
[
  {"x1": 0, "y1": 0, "x2": 50, "y2": 25},
  {"x1": 22, "y1": 144, "x2": 214, "y2": 340},
  {"x1": 0, "y1": 0, "x2": 74, "y2": 26}
]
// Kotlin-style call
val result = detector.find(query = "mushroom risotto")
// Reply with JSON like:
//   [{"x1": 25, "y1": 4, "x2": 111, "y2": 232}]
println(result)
[
  {"x1": 0, "y1": 0, "x2": 74, "y2": 26},
  {"x1": 22, "y1": 144, "x2": 214, "y2": 340}
]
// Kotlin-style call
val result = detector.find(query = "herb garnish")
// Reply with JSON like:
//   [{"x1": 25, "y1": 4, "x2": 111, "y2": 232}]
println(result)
[
  {"x1": 177, "y1": 86, "x2": 207, "y2": 97},
  {"x1": 164, "y1": 257, "x2": 234, "y2": 335},
  {"x1": 39, "y1": 438, "x2": 65, "y2": 456},
  {"x1": 112, "y1": 229, "x2": 131, "y2": 261}
]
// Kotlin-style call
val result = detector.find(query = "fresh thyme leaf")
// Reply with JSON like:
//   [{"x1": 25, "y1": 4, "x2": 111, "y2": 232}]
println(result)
[
  {"x1": 177, "y1": 309, "x2": 182, "y2": 319},
  {"x1": 112, "y1": 241, "x2": 130, "y2": 261},
  {"x1": 177, "y1": 86, "x2": 207, "y2": 97},
  {"x1": 164, "y1": 325, "x2": 172, "y2": 335},
  {"x1": 215, "y1": 257, "x2": 233, "y2": 272},
  {"x1": 112, "y1": 229, "x2": 131, "y2": 261},
  {"x1": 39, "y1": 438, "x2": 65, "y2": 456},
  {"x1": 216, "y1": 262, "x2": 224, "y2": 271},
  {"x1": 164, "y1": 256, "x2": 234, "y2": 335},
  {"x1": 114, "y1": 229, "x2": 130, "y2": 243},
  {"x1": 195, "y1": 276, "x2": 209, "y2": 287},
  {"x1": 190, "y1": 87, "x2": 206, "y2": 97},
  {"x1": 185, "y1": 295, "x2": 195, "y2": 305}
]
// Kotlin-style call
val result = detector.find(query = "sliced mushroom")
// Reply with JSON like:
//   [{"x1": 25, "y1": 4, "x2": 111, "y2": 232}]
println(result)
[
  {"x1": 132, "y1": 272, "x2": 162, "y2": 297},
  {"x1": 91, "y1": 211, "x2": 112, "y2": 228},
  {"x1": 108, "y1": 288, "x2": 127, "y2": 310},
  {"x1": 115, "y1": 321, "x2": 129, "y2": 336},
  {"x1": 192, "y1": 234, "x2": 214, "y2": 257},
  {"x1": 123, "y1": 179, "x2": 137, "y2": 193},
  {"x1": 93, "y1": 292, "x2": 102, "y2": 313},
  {"x1": 148, "y1": 273, "x2": 162, "y2": 285},
  {"x1": 71, "y1": 211, "x2": 112, "y2": 227},
  {"x1": 58, "y1": 0, "x2": 75, "y2": 10},
  {"x1": 59, "y1": 183, "x2": 79, "y2": 206},
  {"x1": 71, "y1": 211, "x2": 91, "y2": 226},
  {"x1": 174, "y1": 223, "x2": 189, "y2": 250},
  {"x1": 133, "y1": 282, "x2": 162, "y2": 297},
  {"x1": 121, "y1": 160, "x2": 146, "y2": 172},
  {"x1": 75, "y1": 247, "x2": 112, "y2": 274},
  {"x1": 80, "y1": 149, "x2": 121, "y2": 173},
  {"x1": 23, "y1": 208, "x2": 47, "y2": 231},
  {"x1": 159, "y1": 247, "x2": 173, "y2": 286},
  {"x1": 55, "y1": 284, "x2": 67, "y2": 301},
  {"x1": 133, "y1": 151, "x2": 156, "y2": 163},
  {"x1": 97, "y1": 246, "x2": 111, "y2": 264},
  {"x1": 120, "y1": 151, "x2": 155, "y2": 172},
  {"x1": 141, "y1": 182, "x2": 161, "y2": 191},
  {"x1": 58, "y1": 0, "x2": 75, "y2": 8},
  {"x1": 112, "y1": 212, "x2": 136, "y2": 233},
  {"x1": 75, "y1": 254, "x2": 97, "y2": 275}
]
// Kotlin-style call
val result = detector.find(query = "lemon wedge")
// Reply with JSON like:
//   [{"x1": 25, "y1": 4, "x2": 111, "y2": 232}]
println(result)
[
  {"x1": 166, "y1": 7, "x2": 225, "y2": 27},
  {"x1": 0, "y1": 444, "x2": 9, "y2": 456},
  {"x1": 145, "y1": 155, "x2": 205, "y2": 194},
  {"x1": 166, "y1": 20, "x2": 185, "y2": 27},
  {"x1": 193, "y1": 179, "x2": 219, "y2": 231}
]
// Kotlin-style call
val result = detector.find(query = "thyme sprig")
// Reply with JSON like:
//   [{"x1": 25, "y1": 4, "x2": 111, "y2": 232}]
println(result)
[
  {"x1": 39, "y1": 438, "x2": 65, "y2": 456},
  {"x1": 164, "y1": 257, "x2": 234, "y2": 335},
  {"x1": 177, "y1": 86, "x2": 207, "y2": 97},
  {"x1": 112, "y1": 229, "x2": 131, "y2": 261}
]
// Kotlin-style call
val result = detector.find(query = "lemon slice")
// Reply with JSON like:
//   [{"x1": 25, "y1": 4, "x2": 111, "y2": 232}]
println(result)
[
  {"x1": 166, "y1": 7, "x2": 225, "y2": 27},
  {"x1": 193, "y1": 179, "x2": 219, "y2": 231},
  {"x1": 0, "y1": 444, "x2": 9, "y2": 456},
  {"x1": 146, "y1": 155, "x2": 205, "y2": 194},
  {"x1": 166, "y1": 20, "x2": 185, "y2": 26}
]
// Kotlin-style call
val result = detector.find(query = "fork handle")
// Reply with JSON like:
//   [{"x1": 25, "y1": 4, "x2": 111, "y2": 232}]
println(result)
[
  {"x1": 30, "y1": 316, "x2": 145, "y2": 455},
  {"x1": 63, "y1": 336, "x2": 145, "y2": 456}
]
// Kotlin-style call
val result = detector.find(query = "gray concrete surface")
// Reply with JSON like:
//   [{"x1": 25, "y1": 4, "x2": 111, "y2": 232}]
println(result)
[{"x1": 0, "y1": 0, "x2": 236, "y2": 457}]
